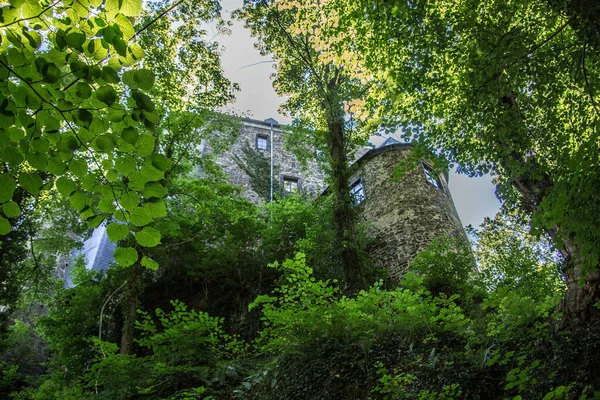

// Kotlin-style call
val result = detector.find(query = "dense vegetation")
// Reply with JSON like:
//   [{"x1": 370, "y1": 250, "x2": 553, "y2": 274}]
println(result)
[{"x1": 0, "y1": 0, "x2": 598, "y2": 398}]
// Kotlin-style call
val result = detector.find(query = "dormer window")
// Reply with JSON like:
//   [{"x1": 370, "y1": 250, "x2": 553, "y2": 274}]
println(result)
[
  {"x1": 422, "y1": 163, "x2": 443, "y2": 190},
  {"x1": 350, "y1": 179, "x2": 365, "y2": 205},
  {"x1": 256, "y1": 135, "x2": 268, "y2": 151}
]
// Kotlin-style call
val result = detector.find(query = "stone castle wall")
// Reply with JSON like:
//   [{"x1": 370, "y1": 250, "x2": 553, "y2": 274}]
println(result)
[
  {"x1": 350, "y1": 144, "x2": 466, "y2": 281},
  {"x1": 212, "y1": 118, "x2": 325, "y2": 202}
]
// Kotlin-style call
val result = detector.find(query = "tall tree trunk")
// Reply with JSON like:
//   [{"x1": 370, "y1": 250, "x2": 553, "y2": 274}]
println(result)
[
  {"x1": 512, "y1": 175, "x2": 600, "y2": 326},
  {"x1": 120, "y1": 262, "x2": 142, "y2": 355},
  {"x1": 327, "y1": 117, "x2": 366, "y2": 291}
]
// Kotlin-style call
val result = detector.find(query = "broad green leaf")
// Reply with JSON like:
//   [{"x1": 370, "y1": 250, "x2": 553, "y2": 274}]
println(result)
[
  {"x1": 95, "y1": 85, "x2": 117, "y2": 106},
  {"x1": 129, "y1": 206, "x2": 152, "y2": 226},
  {"x1": 47, "y1": 157, "x2": 67, "y2": 175},
  {"x1": 106, "y1": 222, "x2": 128, "y2": 242},
  {"x1": 119, "y1": 0, "x2": 142, "y2": 16},
  {"x1": 0, "y1": 217, "x2": 11, "y2": 235},
  {"x1": 65, "y1": 31, "x2": 86, "y2": 50},
  {"x1": 143, "y1": 182, "x2": 167, "y2": 199},
  {"x1": 87, "y1": 215, "x2": 105, "y2": 228},
  {"x1": 56, "y1": 177, "x2": 77, "y2": 197},
  {"x1": 20, "y1": 173, "x2": 42, "y2": 196},
  {"x1": 119, "y1": 190, "x2": 139, "y2": 211},
  {"x1": 135, "y1": 226, "x2": 161, "y2": 247},
  {"x1": 0, "y1": 174, "x2": 16, "y2": 203},
  {"x1": 151, "y1": 154, "x2": 172, "y2": 171},
  {"x1": 69, "y1": 191, "x2": 87, "y2": 210},
  {"x1": 69, "y1": 159, "x2": 88, "y2": 178},
  {"x1": 139, "y1": 164, "x2": 163, "y2": 181},
  {"x1": 134, "y1": 134, "x2": 155, "y2": 157},
  {"x1": 115, "y1": 155, "x2": 136, "y2": 176},
  {"x1": 95, "y1": 134, "x2": 115, "y2": 153},
  {"x1": 101, "y1": 66, "x2": 120, "y2": 83},
  {"x1": 2, "y1": 201, "x2": 20, "y2": 218},
  {"x1": 115, "y1": 14, "x2": 134, "y2": 39},
  {"x1": 121, "y1": 127, "x2": 138, "y2": 144},
  {"x1": 98, "y1": 196, "x2": 116, "y2": 213},
  {"x1": 75, "y1": 82, "x2": 92, "y2": 99},
  {"x1": 2, "y1": 147, "x2": 23, "y2": 166},
  {"x1": 134, "y1": 69, "x2": 154, "y2": 91},
  {"x1": 141, "y1": 255, "x2": 158, "y2": 270},
  {"x1": 143, "y1": 197, "x2": 166, "y2": 218},
  {"x1": 114, "y1": 246, "x2": 138, "y2": 267}
]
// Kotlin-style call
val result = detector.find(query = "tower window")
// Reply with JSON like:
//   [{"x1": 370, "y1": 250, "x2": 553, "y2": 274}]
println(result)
[
  {"x1": 256, "y1": 135, "x2": 268, "y2": 150},
  {"x1": 350, "y1": 179, "x2": 365, "y2": 205},
  {"x1": 422, "y1": 163, "x2": 443, "y2": 190},
  {"x1": 283, "y1": 177, "x2": 299, "y2": 193}
]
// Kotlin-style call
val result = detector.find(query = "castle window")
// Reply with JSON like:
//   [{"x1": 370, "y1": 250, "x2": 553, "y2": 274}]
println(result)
[
  {"x1": 283, "y1": 176, "x2": 299, "y2": 193},
  {"x1": 256, "y1": 135, "x2": 268, "y2": 151},
  {"x1": 350, "y1": 179, "x2": 365, "y2": 205},
  {"x1": 422, "y1": 163, "x2": 442, "y2": 190}
]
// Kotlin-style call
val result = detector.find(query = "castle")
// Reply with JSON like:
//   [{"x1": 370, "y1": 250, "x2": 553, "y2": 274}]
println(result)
[{"x1": 72, "y1": 117, "x2": 465, "y2": 281}]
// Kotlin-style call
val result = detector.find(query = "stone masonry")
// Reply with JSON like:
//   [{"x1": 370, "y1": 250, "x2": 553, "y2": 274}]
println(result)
[
  {"x1": 211, "y1": 117, "x2": 326, "y2": 202},
  {"x1": 349, "y1": 143, "x2": 466, "y2": 280}
]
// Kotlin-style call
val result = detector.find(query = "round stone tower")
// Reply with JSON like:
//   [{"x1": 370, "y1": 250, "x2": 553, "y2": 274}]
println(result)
[{"x1": 350, "y1": 143, "x2": 466, "y2": 281}]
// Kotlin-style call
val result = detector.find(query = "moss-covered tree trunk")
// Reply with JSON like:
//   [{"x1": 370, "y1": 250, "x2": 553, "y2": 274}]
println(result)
[
  {"x1": 327, "y1": 116, "x2": 366, "y2": 292},
  {"x1": 120, "y1": 262, "x2": 142, "y2": 355}
]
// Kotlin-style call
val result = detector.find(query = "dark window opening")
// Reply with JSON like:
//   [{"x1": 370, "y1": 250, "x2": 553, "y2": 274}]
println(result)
[
  {"x1": 256, "y1": 135, "x2": 268, "y2": 151},
  {"x1": 350, "y1": 179, "x2": 365, "y2": 205},
  {"x1": 422, "y1": 163, "x2": 443, "y2": 190},
  {"x1": 283, "y1": 177, "x2": 299, "y2": 193}
]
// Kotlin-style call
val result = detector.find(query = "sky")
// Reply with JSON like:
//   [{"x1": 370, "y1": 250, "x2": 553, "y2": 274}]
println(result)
[{"x1": 211, "y1": 0, "x2": 502, "y2": 228}]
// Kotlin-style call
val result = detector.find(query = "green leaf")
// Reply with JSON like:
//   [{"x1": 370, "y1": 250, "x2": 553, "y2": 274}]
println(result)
[
  {"x1": 47, "y1": 157, "x2": 67, "y2": 175},
  {"x1": 20, "y1": 173, "x2": 42, "y2": 196},
  {"x1": 75, "y1": 82, "x2": 92, "y2": 99},
  {"x1": 151, "y1": 154, "x2": 172, "y2": 171},
  {"x1": 0, "y1": 174, "x2": 16, "y2": 203},
  {"x1": 134, "y1": 134, "x2": 155, "y2": 157},
  {"x1": 141, "y1": 255, "x2": 158, "y2": 270},
  {"x1": 65, "y1": 31, "x2": 86, "y2": 50},
  {"x1": 69, "y1": 191, "x2": 87, "y2": 210},
  {"x1": 2, "y1": 201, "x2": 20, "y2": 218},
  {"x1": 114, "y1": 246, "x2": 138, "y2": 267},
  {"x1": 98, "y1": 196, "x2": 116, "y2": 213},
  {"x1": 139, "y1": 164, "x2": 163, "y2": 181},
  {"x1": 0, "y1": 217, "x2": 11, "y2": 235},
  {"x1": 119, "y1": 190, "x2": 139, "y2": 211},
  {"x1": 95, "y1": 134, "x2": 115, "y2": 153},
  {"x1": 115, "y1": 155, "x2": 136, "y2": 176},
  {"x1": 119, "y1": 0, "x2": 142, "y2": 17},
  {"x1": 87, "y1": 215, "x2": 105, "y2": 228},
  {"x1": 101, "y1": 66, "x2": 120, "y2": 83},
  {"x1": 69, "y1": 159, "x2": 88, "y2": 178},
  {"x1": 95, "y1": 85, "x2": 117, "y2": 106},
  {"x1": 55, "y1": 177, "x2": 77, "y2": 197},
  {"x1": 2, "y1": 147, "x2": 23, "y2": 166},
  {"x1": 143, "y1": 197, "x2": 166, "y2": 218},
  {"x1": 121, "y1": 127, "x2": 138, "y2": 144},
  {"x1": 134, "y1": 69, "x2": 154, "y2": 91},
  {"x1": 106, "y1": 222, "x2": 128, "y2": 242},
  {"x1": 143, "y1": 182, "x2": 167, "y2": 198},
  {"x1": 135, "y1": 226, "x2": 161, "y2": 247},
  {"x1": 130, "y1": 206, "x2": 152, "y2": 226}
]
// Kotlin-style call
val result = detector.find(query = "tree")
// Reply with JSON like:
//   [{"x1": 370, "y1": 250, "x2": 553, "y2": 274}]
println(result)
[
  {"x1": 0, "y1": 0, "x2": 238, "y2": 354},
  {"x1": 236, "y1": 0, "x2": 377, "y2": 291},
  {"x1": 285, "y1": 0, "x2": 600, "y2": 325}
]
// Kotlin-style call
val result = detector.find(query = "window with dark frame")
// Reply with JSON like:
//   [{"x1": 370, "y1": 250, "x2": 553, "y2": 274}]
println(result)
[
  {"x1": 422, "y1": 163, "x2": 443, "y2": 190},
  {"x1": 350, "y1": 179, "x2": 366, "y2": 205},
  {"x1": 283, "y1": 177, "x2": 299, "y2": 193},
  {"x1": 256, "y1": 135, "x2": 268, "y2": 151}
]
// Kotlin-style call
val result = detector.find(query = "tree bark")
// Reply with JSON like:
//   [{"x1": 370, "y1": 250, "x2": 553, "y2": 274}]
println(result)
[
  {"x1": 327, "y1": 116, "x2": 366, "y2": 292},
  {"x1": 512, "y1": 174, "x2": 600, "y2": 326},
  {"x1": 120, "y1": 262, "x2": 142, "y2": 355}
]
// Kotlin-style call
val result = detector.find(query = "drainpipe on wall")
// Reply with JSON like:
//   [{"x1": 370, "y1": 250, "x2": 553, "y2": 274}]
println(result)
[{"x1": 270, "y1": 122, "x2": 274, "y2": 203}]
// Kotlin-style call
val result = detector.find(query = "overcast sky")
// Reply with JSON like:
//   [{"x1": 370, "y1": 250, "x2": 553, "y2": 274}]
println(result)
[{"x1": 212, "y1": 0, "x2": 502, "y2": 228}]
